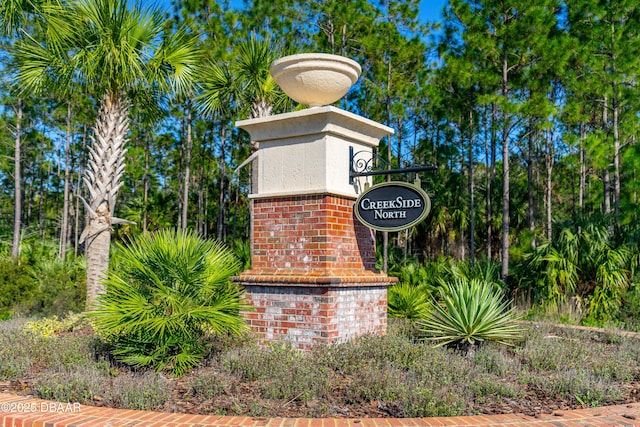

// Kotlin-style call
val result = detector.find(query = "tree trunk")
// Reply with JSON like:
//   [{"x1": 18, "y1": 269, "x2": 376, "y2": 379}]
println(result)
[
  {"x1": 612, "y1": 82, "x2": 620, "y2": 223},
  {"x1": 197, "y1": 144, "x2": 205, "y2": 236},
  {"x1": 59, "y1": 102, "x2": 72, "y2": 259},
  {"x1": 217, "y1": 122, "x2": 227, "y2": 241},
  {"x1": 610, "y1": 20, "x2": 621, "y2": 224},
  {"x1": 181, "y1": 104, "x2": 193, "y2": 230},
  {"x1": 579, "y1": 122, "x2": 585, "y2": 210},
  {"x1": 38, "y1": 142, "x2": 45, "y2": 238},
  {"x1": 143, "y1": 134, "x2": 149, "y2": 234},
  {"x1": 85, "y1": 214, "x2": 111, "y2": 308},
  {"x1": 500, "y1": 56, "x2": 510, "y2": 282},
  {"x1": 468, "y1": 110, "x2": 475, "y2": 265},
  {"x1": 527, "y1": 121, "x2": 536, "y2": 248},
  {"x1": 602, "y1": 94, "x2": 611, "y2": 215},
  {"x1": 397, "y1": 118, "x2": 403, "y2": 167},
  {"x1": 74, "y1": 170, "x2": 81, "y2": 257},
  {"x1": 11, "y1": 98, "x2": 23, "y2": 260},
  {"x1": 84, "y1": 94, "x2": 129, "y2": 310},
  {"x1": 603, "y1": 169, "x2": 611, "y2": 215},
  {"x1": 382, "y1": 57, "x2": 392, "y2": 273},
  {"x1": 545, "y1": 129, "x2": 554, "y2": 241},
  {"x1": 74, "y1": 124, "x2": 87, "y2": 257},
  {"x1": 487, "y1": 103, "x2": 497, "y2": 260}
]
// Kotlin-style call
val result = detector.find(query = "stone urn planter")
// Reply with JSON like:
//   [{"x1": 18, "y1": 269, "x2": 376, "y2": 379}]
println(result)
[{"x1": 269, "y1": 53, "x2": 361, "y2": 107}]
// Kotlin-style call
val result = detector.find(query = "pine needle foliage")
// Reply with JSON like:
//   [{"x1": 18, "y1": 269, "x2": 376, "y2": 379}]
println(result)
[
  {"x1": 421, "y1": 277, "x2": 522, "y2": 350},
  {"x1": 90, "y1": 229, "x2": 249, "y2": 376}
]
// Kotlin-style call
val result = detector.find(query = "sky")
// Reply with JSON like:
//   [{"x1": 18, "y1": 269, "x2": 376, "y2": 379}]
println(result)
[{"x1": 148, "y1": 0, "x2": 449, "y2": 27}]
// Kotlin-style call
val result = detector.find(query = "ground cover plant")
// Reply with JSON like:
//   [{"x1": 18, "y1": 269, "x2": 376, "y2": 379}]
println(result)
[
  {"x1": 2, "y1": 316, "x2": 640, "y2": 418},
  {"x1": 1, "y1": 226, "x2": 639, "y2": 418}
]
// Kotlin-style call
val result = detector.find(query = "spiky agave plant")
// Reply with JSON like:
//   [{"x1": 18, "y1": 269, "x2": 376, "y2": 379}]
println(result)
[
  {"x1": 90, "y1": 229, "x2": 249, "y2": 376},
  {"x1": 421, "y1": 276, "x2": 523, "y2": 352}
]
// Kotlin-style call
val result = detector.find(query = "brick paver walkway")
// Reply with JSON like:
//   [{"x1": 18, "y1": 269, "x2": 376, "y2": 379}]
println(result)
[{"x1": 2, "y1": 392, "x2": 640, "y2": 426}]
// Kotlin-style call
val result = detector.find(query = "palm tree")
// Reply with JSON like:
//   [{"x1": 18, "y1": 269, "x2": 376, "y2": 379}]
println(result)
[
  {"x1": 198, "y1": 35, "x2": 288, "y2": 127},
  {"x1": 235, "y1": 35, "x2": 288, "y2": 122},
  {"x1": 198, "y1": 35, "x2": 288, "y2": 205},
  {"x1": 15, "y1": 0, "x2": 200, "y2": 309}
]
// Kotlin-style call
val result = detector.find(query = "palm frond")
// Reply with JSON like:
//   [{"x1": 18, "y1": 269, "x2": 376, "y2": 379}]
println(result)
[{"x1": 196, "y1": 61, "x2": 237, "y2": 118}]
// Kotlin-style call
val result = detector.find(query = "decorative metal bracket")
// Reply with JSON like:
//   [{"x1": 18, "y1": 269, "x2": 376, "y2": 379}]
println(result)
[{"x1": 349, "y1": 146, "x2": 438, "y2": 184}]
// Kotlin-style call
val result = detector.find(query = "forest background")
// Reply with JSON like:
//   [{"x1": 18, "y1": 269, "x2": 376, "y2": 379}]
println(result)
[{"x1": 1, "y1": 0, "x2": 639, "y2": 326}]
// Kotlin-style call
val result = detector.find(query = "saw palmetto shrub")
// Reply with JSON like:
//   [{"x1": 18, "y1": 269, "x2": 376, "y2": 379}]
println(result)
[
  {"x1": 387, "y1": 282, "x2": 432, "y2": 320},
  {"x1": 90, "y1": 229, "x2": 249, "y2": 376},
  {"x1": 514, "y1": 221, "x2": 634, "y2": 323}
]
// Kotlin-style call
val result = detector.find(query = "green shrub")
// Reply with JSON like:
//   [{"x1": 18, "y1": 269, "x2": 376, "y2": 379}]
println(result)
[
  {"x1": 612, "y1": 284, "x2": 640, "y2": 331},
  {"x1": 0, "y1": 324, "x2": 95, "y2": 375},
  {"x1": 387, "y1": 282, "x2": 431, "y2": 320},
  {"x1": 520, "y1": 330, "x2": 591, "y2": 372},
  {"x1": 0, "y1": 330, "x2": 32, "y2": 379},
  {"x1": 0, "y1": 241, "x2": 85, "y2": 319},
  {"x1": 90, "y1": 229, "x2": 249, "y2": 376},
  {"x1": 523, "y1": 368, "x2": 623, "y2": 406},
  {"x1": 33, "y1": 367, "x2": 171, "y2": 410},
  {"x1": 470, "y1": 373, "x2": 524, "y2": 404},
  {"x1": 346, "y1": 363, "x2": 405, "y2": 402},
  {"x1": 0, "y1": 257, "x2": 35, "y2": 318},
  {"x1": 23, "y1": 312, "x2": 85, "y2": 338},
  {"x1": 36, "y1": 334, "x2": 97, "y2": 371},
  {"x1": 0, "y1": 320, "x2": 38, "y2": 379},
  {"x1": 187, "y1": 369, "x2": 229, "y2": 399},
  {"x1": 26, "y1": 256, "x2": 86, "y2": 316},
  {"x1": 401, "y1": 387, "x2": 466, "y2": 418},
  {"x1": 474, "y1": 343, "x2": 523, "y2": 377},
  {"x1": 421, "y1": 277, "x2": 523, "y2": 350},
  {"x1": 233, "y1": 239, "x2": 251, "y2": 270},
  {"x1": 513, "y1": 221, "x2": 634, "y2": 322}
]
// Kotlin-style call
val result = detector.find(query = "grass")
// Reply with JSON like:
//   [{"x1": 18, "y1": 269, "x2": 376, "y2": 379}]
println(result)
[{"x1": 1, "y1": 318, "x2": 639, "y2": 417}]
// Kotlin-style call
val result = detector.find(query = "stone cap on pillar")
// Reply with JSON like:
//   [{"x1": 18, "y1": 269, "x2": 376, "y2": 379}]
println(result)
[{"x1": 236, "y1": 106, "x2": 394, "y2": 199}]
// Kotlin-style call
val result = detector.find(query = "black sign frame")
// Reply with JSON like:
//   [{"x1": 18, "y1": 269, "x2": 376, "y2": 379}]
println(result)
[{"x1": 354, "y1": 181, "x2": 431, "y2": 232}]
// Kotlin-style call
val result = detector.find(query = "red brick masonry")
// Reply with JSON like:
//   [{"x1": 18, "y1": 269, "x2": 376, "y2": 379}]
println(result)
[
  {"x1": 247, "y1": 194, "x2": 378, "y2": 274},
  {"x1": 234, "y1": 194, "x2": 395, "y2": 348},
  {"x1": 239, "y1": 284, "x2": 388, "y2": 349},
  {"x1": 1, "y1": 393, "x2": 639, "y2": 426}
]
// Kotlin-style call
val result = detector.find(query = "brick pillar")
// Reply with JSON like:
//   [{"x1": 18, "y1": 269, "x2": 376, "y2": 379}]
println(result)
[
  {"x1": 250, "y1": 195, "x2": 376, "y2": 274},
  {"x1": 233, "y1": 106, "x2": 396, "y2": 348}
]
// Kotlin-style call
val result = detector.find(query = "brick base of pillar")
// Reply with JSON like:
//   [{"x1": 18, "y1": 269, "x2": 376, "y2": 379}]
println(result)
[
  {"x1": 234, "y1": 193, "x2": 395, "y2": 349},
  {"x1": 238, "y1": 279, "x2": 388, "y2": 349}
]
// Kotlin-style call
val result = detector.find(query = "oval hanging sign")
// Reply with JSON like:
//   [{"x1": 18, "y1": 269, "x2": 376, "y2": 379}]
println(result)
[{"x1": 354, "y1": 181, "x2": 431, "y2": 232}]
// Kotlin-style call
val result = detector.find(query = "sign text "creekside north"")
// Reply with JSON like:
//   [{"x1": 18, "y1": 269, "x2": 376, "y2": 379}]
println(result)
[
  {"x1": 354, "y1": 181, "x2": 431, "y2": 232},
  {"x1": 359, "y1": 196, "x2": 422, "y2": 219}
]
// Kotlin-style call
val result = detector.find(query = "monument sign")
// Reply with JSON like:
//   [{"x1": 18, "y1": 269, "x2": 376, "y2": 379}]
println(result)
[{"x1": 355, "y1": 181, "x2": 431, "y2": 232}]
